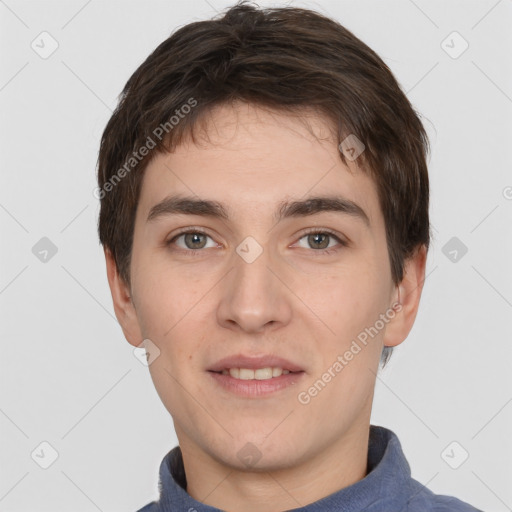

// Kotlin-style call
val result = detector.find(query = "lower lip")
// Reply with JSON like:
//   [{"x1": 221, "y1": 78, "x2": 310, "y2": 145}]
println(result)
[{"x1": 208, "y1": 371, "x2": 305, "y2": 397}]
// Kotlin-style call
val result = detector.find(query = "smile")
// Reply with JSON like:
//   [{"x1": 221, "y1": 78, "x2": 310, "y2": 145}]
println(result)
[{"x1": 219, "y1": 367, "x2": 292, "y2": 380}]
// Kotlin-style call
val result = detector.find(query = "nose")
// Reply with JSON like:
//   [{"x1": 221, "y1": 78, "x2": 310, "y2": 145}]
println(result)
[{"x1": 216, "y1": 242, "x2": 293, "y2": 334}]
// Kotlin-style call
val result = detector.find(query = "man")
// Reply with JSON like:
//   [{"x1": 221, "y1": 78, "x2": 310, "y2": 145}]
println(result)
[{"x1": 97, "y1": 1, "x2": 482, "y2": 510}]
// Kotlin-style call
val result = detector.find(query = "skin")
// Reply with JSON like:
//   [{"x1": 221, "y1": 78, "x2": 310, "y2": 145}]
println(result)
[{"x1": 105, "y1": 102, "x2": 427, "y2": 512}]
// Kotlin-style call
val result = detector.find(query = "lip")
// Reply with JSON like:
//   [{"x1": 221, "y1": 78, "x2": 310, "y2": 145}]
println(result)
[
  {"x1": 207, "y1": 354, "x2": 304, "y2": 373},
  {"x1": 207, "y1": 354, "x2": 305, "y2": 398},
  {"x1": 208, "y1": 370, "x2": 305, "y2": 397}
]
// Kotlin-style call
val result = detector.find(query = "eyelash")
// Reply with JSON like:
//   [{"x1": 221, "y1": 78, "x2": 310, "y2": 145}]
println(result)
[{"x1": 165, "y1": 227, "x2": 348, "y2": 256}]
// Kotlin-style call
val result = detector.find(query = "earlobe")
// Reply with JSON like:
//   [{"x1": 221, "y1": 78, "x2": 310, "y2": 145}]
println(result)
[
  {"x1": 104, "y1": 247, "x2": 144, "y2": 347},
  {"x1": 383, "y1": 245, "x2": 427, "y2": 348}
]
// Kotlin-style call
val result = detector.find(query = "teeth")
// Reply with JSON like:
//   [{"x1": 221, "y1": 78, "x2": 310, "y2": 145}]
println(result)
[
  {"x1": 240, "y1": 368, "x2": 256, "y2": 380},
  {"x1": 220, "y1": 367, "x2": 292, "y2": 380},
  {"x1": 272, "y1": 367, "x2": 282, "y2": 377},
  {"x1": 255, "y1": 368, "x2": 273, "y2": 380}
]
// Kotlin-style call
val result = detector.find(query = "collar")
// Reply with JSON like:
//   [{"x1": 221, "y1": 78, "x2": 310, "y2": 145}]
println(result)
[{"x1": 149, "y1": 425, "x2": 412, "y2": 511}]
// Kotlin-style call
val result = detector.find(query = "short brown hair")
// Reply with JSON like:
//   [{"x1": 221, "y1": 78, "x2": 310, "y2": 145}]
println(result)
[{"x1": 96, "y1": 1, "x2": 430, "y2": 366}]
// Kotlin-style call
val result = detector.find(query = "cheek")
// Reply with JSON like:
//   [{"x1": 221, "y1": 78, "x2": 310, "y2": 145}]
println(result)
[
  {"x1": 299, "y1": 262, "x2": 382, "y2": 330},
  {"x1": 132, "y1": 251, "x2": 203, "y2": 337},
  {"x1": 294, "y1": 264, "x2": 389, "y2": 387}
]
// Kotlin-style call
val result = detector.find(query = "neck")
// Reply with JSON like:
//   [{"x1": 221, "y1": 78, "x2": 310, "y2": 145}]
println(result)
[{"x1": 177, "y1": 421, "x2": 370, "y2": 512}]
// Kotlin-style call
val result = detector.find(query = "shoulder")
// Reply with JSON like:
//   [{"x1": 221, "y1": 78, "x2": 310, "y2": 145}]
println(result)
[
  {"x1": 135, "y1": 501, "x2": 159, "y2": 512},
  {"x1": 406, "y1": 479, "x2": 483, "y2": 511},
  {"x1": 430, "y1": 496, "x2": 483, "y2": 512}
]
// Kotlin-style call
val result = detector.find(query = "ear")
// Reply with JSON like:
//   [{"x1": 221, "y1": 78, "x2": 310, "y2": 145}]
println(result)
[
  {"x1": 104, "y1": 247, "x2": 144, "y2": 347},
  {"x1": 383, "y1": 244, "x2": 427, "y2": 348}
]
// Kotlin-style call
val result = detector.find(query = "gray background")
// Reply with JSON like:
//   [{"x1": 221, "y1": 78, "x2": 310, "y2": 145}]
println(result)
[{"x1": 1, "y1": 0, "x2": 511, "y2": 511}]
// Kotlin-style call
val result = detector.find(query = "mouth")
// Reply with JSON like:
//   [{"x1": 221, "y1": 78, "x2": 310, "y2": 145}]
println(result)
[
  {"x1": 210, "y1": 367, "x2": 302, "y2": 380},
  {"x1": 207, "y1": 354, "x2": 305, "y2": 396}
]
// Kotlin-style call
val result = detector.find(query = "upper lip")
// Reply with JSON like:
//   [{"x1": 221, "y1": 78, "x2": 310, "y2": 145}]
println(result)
[{"x1": 208, "y1": 354, "x2": 304, "y2": 373}]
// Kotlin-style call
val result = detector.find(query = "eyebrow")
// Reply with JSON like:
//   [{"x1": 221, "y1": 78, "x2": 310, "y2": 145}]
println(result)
[{"x1": 147, "y1": 194, "x2": 370, "y2": 226}]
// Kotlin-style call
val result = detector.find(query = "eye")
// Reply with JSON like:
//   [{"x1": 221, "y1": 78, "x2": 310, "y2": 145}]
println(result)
[
  {"x1": 167, "y1": 230, "x2": 218, "y2": 251},
  {"x1": 295, "y1": 229, "x2": 347, "y2": 253},
  {"x1": 165, "y1": 228, "x2": 348, "y2": 255}
]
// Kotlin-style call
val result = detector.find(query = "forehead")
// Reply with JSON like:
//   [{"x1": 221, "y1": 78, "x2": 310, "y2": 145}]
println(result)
[{"x1": 137, "y1": 103, "x2": 382, "y2": 227}]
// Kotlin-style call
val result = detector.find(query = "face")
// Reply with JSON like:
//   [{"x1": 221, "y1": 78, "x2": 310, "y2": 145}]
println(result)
[{"x1": 108, "y1": 102, "x2": 421, "y2": 472}]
